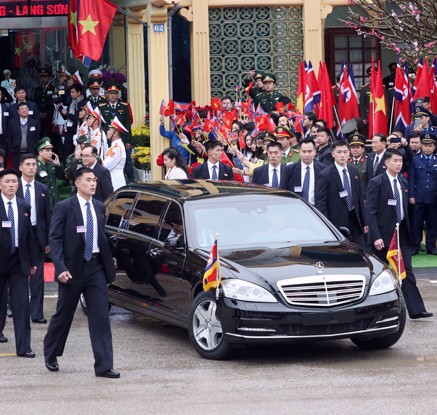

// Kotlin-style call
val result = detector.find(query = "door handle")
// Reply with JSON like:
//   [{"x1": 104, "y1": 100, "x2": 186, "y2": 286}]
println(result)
[{"x1": 149, "y1": 248, "x2": 161, "y2": 258}]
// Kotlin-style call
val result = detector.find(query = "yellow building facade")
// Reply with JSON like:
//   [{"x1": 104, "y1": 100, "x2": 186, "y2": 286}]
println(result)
[{"x1": 116, "y1": 0, "x2": 350, "y2": 178}]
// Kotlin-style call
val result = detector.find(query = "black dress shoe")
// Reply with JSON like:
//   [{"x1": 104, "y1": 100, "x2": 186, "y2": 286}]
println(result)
[
  {"x1": 95, "y1": 369, "x2": 120, "y2": 378},
  {"x1": 32, "y1": 318, "x2": 47, "y2": 324},
  {"x1": 426, "y1": 249, "x2": 437, "y2": 255},
  {"x1": 411, "y1": 311, "x2": 433, "y2": 319},
  {"x1": 18, "y1": 351, "x2": 35, "y2": 358},
  {"x1": 0, "y1": 332, "x2": 7, "y2": 343},
  {"x1": 411, "y1": 248, "x2": 419, "y2": 256},
  {"x1": 45, "y1": 359, "x2": 59, "y2": 372}
]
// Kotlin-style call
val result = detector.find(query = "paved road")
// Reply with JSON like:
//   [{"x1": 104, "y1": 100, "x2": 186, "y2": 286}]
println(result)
[{"x1": 1, "y1": 277, "x2": 437, "y2": 415}]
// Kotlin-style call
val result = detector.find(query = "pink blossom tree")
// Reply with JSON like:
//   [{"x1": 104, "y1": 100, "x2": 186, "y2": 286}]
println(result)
[{"x1": 344, "y1": 0, "x2": 437, "y2": 62}]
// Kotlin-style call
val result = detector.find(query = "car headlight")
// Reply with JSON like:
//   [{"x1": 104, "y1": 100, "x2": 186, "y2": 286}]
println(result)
[
  {"x1": 221, "y1": 279, "x2": 277, "y2": 303},
  {"x1": 369, "y1": 269, "x2": 397, "y2": 296}
]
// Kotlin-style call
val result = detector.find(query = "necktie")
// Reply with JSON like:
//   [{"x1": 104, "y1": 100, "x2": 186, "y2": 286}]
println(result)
[
  {"x1": 427, "y1": 157, "x2": 431, "y2": 167},
  {"x1": 211, "y1": 165, "x2": 218, "y2": 180},
  {"x1": 7, "y1": 201, "x2": 15, "y2": 254},
  {"x1": 282, "y1": 152, "x2": 286, "y2": 158},
  {"x1": 24, "y1": 183, "x2": 31, "y2": 206},
  {"x1": 84, "y1": 202, "x2": 93, "y2": 261},
  {"x1": 354, "y1": 159, "x2": 358, "y2": 167},
  {"x1": 373, "y1": 155, "x2": 379, "y2": 174},
  {"x1": 272, "y1": 168, "x2": 279, "y2": 188},
  {"x1": 342, "y1": 168, "x2": 354, "y2": 212},
  {"x1": 393, "y1": 179, "x2": 402, "y2": 223},
  {"x1": 301, "y1": 166, "x2": 310, "y2": 201}
]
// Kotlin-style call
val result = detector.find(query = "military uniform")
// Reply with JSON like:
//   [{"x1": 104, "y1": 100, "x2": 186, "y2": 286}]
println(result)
[
  {"x1": 100, "y1": 101, "x2": 131, "y2": 143},
  {"x1": 87, "y1": 79, "x2": 107, "y2": 109},
  {"x1": 34, "y1": 68, "x2": 56, "y2": 137},
  {"x1": 253, "y1": 72, "x2": 282, "y2": 113},
  {"x1": 90, "y1": 127, "x2": 109, "y2": 159},
  {"x1": 275, "y1": 126, "x2": 300, "y2": 165}
]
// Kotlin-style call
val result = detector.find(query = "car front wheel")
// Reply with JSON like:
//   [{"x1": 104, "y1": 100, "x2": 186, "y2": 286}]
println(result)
[{"x1": 188, "y1": 291, "x2": 234, "y2": 360}]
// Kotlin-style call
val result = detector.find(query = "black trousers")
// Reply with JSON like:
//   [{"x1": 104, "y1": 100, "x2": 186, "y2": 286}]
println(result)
[
  {"x1": 412, "y1": 203, "x2": 437, "y2": 251},
  {"x1": 0, "y1": 251, "x2": 32, "y2": 354},
  {"x1": 43, "y1": 257, "x2": 113, "y2": 373},
  {"x1": 348, "y1": 210, "x2": 366, "y2": 250},
  {"x1": 372, "y1": 222, "x2": 426, "y2": 317},
  {"x1": 29, "y1": 228, "x2": 45, "y2": 320}
]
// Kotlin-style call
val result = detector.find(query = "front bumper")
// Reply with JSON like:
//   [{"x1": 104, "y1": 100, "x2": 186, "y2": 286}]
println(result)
[{"x1": 218, "y1": 289, "x2": 403, "y2": 344}]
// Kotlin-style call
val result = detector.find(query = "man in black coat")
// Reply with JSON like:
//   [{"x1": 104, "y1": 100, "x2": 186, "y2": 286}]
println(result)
[
  {"x1": 9, "y1": 85, "x2": 40, "y2": 122},
  {"x1": 81, "y1": 145, "x2": 113, "y2": 202},
  {"x1": 367, "y1": 149, "x2": 432, "y2": 319},
  {"x1": 191, "y1": 140, "x2": 234, "y2": 180},
  {"x1": 18, "y1": 154, "x2": 51, "y2": 323},
  {"x1": 315, "y1": 126, "x2": 334, "y2": 166},
  {"x1": 282, "y1": 138, "x2": 325, "y2": 204},
  {"x1": 0, "y1": 169, "x2": 37, "y2": 357},
  {"x1": 0, "y1": 89, "x2": 10, "y2": 156},
  {"x1": 33, "y1": 68, "x2": 56, "y2": 138},
  {"x1": 7, "y1": 102, "x2": 40, "y2": 169},
  {"x1": 44, "y1": 167, "x2": 119, "y2": 378},
  {"x1": 252, "y1": 141, "x2": 287, "y2": 187},
  {"x1": 316, "y1": 140, "x2": 367, "y2": 248},
  {"x1": 365, "y1": 133, "x2": 388, "y2": 186}
]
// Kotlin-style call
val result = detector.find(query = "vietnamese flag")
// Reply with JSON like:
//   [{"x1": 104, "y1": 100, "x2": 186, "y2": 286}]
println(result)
[
  {"x1": 164, "y1": 99, "x2": 175, "y2": 116},
  {"x1": 73, "y1": 0, "x2": 117, "y2": 62},
  {"x1": 368, "y1": 60, "x2": 387, "y2": 137},
  {"x1": 68, "y1": 0, "x2": 78, "y2": 52}
]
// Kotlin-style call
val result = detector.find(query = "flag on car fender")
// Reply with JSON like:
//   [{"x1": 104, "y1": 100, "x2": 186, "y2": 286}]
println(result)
[{"x1": 203, "y1": 238, "x2": 221, "y2": 292}]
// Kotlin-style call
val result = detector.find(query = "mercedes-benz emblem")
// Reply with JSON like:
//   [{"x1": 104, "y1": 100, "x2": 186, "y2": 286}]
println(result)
[{"x1": 315, "y1": 262, "x2": 324, "y2": 273}]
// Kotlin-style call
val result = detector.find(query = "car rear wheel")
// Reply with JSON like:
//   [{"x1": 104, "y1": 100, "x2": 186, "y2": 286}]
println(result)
[
  {"x1": 188, "y1": 291, "x2": 234, "y2": 360},
  {"x1": 350, "y1": 296, "x2": 407, "y2": 350}
]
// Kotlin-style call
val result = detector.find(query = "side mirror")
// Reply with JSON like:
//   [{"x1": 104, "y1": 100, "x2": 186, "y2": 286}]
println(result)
[{"x1": 339, "y1": 227, "x2": 351, "y2": 240}]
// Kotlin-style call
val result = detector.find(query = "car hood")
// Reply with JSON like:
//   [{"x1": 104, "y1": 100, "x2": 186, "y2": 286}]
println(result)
[{"x1": 216, "y1": 242, "x2": 383, "y2": 289}]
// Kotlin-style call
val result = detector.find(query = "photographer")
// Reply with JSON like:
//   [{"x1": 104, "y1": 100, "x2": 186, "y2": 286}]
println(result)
[{"x1": 386, "y1": 132, "x2": 414, "y2": 174}]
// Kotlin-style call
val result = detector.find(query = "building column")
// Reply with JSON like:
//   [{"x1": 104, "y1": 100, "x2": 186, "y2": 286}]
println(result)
[{"x1": 146, "y1": 4, "x2": 170, "y2": 180}]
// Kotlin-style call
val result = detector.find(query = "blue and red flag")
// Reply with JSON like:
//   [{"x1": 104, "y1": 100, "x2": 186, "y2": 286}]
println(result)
[{"x1": 393, "y1": 62, "x2": 412, "y2": 133}]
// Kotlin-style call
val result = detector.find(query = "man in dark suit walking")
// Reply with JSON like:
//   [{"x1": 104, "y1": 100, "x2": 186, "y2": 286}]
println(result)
[
  {"x1": 367, "y1": 149, "x2": 432, "y2": 319},
  {"x1": 365, "y1": 133, "x2": 388, "y2": 186},
  {"x1": 18, "y1": 154, "x2": 51, "y2": 323},
  {"x1": 0, "y1": 89, "x2": 10, "y2": 157},
  {"x1": 282, "y1": 138, "x2": 325, "y2": 204},
  {"x1": 7, "y1": 103, "x2": 40, "y2": 169},
  {"x1": 0, "y1": 169, "x2": 37, "y2": 357},
  {"x1": 81, "y1": 145, "x2": 113, "y2": 202},
  {"x1": 191, "y1": 140, "x2": 234, "y2": 180},
  {"x1": 252, "y1": 141, "x2": 287, "y2": 187},
  {"x1": 44, "y1": 167, "x2": 119, "y2": 377},
  {"x1": 316, "y1": 140, "x2": 367, "y2": 248}
]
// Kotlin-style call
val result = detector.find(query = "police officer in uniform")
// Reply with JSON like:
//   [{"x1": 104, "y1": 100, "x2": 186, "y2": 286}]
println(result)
[
  {"x1": 35, "y1": 138, "x2": 64, "y2": 211},
  {"x1": 275, "y1": 125, "x2": 300, "y2": 164},
  {"x1": 253, "y1": 72, "x2": 283, "y2": 114},
  {"x1": 348, "y1": 133, "x2": 367, "y2": 195},
  {"x1": 33, "y1": 68, "x2": 56, "y2": 138}
]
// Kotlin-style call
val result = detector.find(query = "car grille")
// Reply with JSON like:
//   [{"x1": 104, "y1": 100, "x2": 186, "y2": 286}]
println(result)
[
  {"x1": 278, "y1": 319, "x2": 373, "y2": 336},
  {"x1": 277, "y1": 275, "x2": 366, "y2": 307}
]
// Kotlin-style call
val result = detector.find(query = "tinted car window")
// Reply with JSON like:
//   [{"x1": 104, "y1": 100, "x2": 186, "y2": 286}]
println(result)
[
  {"x1": 158, "y1": 202, "x2": 184, "y2": 246},
  {"x1": 106, "y1": 191, "x2": 137, "y2": 229},
  {"x1": 128, "y1": 193, "x2": 168, "y2": 238}
]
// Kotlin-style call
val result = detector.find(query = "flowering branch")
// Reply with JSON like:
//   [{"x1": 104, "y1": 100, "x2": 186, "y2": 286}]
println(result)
[{"x1": 343, "y1": 0, "x2": 437, "y2": 62}]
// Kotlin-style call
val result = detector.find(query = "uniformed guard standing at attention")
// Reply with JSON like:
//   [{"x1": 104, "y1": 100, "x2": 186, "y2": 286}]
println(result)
[
  {"x1": 35, "y1": 138, "x2": 64, "y2": 211},
  {"x1": 33, "y1": 68, "x2": 56, "y2": 138},
  {"x1": 253, "y1": 72, "x2": 283, "y2": 114},
  {"x1": 87, "y1": 80, "x2": 107, "y2": 110},
  {"x1": 348, "y1": 133, "x2": 368, "y2": 196}
]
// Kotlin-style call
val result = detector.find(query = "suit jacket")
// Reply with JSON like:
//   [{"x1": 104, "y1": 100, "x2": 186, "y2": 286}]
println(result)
[
  {"x1": 367, "y1": 173, "x2": 410, "y2": 246},
  {"x1": 315, "y1": 164, "x2": 366, "y2": 230},
  {"x1": 317, "y1": 143, "x2": 334, "y2": 166},
  {"x1": 17, "y1": 180, "x2": 51, "y2": 251},
  {"x1": 7, "y1": 117, "x2": 40, "y2": 153},
  {"x1": 9, "y1": 100, "x2": 40, "y2": 121},
  {"x1": 251, "y1": 163, "x2": 287, "y2": 188},
  {"x1": 0, "y1": 197, "x2": 37, "y2": 276},
  {"x1": 408, "y1": 153, "x2": 437, "y2": 204},
  {"x1": 92, "y1": 162, "x2": 114, "y2": 202},
  {"x1": 0, "y1": 103, "x2": 9, "y2": 141},
  {"x1": 49, "y1": 195, "x2": 116, "y2": 285},
  {"x1": 365, "y1": 151, "x2": 388, "y2": 185},
  {"x1": 281, "y1": 160, "x2": 326, "y2": 195},
  {"x1": 191, "y1": 161, "x2": 234, "y2": 180}
]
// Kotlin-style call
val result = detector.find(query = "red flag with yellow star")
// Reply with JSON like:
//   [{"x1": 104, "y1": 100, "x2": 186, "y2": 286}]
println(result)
[
  {"x1": 70, "y1": 0, "x2": 117, "y2": 62},
  {"x1": 368, "y1": 60, "x2": 387, "y2": 137}
]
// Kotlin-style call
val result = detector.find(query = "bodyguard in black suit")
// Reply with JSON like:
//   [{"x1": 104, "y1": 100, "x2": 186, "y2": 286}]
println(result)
[
  {"x1": 316, "y1": 140, "x2": 367, "y2": 248},
  {"x1": 191, "y1": 140, "x2": 234, "y2": 180},
  {"x1": 366, "y1": 149, "x2": 432, "y2": 319},
  {"x1": 81, "y1": 145, "x2": 113, "y2": 202},
  {"x1": 282, "y1": 138, "x2": 325, "y2": 204},
  {"x1": 0, "y1": 93, "x2": 10, "y2": 155},
  {"x1": 0, "y1": 169, "x2": 37, "y2": 357},
  {"x1": 365, "y1": 133, "x2": 388, "y2": 186},
  {"x1": 7, "y1": 103, "x2": 41, "y2": 169},
  {"x1": 18, "y1": 154, "x2": 51, "y2": 323},
  {"x1": 252, "y1": 141, "x2": 287, "y2": 187},
  {"x1": 44, "y1": 167, "x2": 119, "y2": 378}
]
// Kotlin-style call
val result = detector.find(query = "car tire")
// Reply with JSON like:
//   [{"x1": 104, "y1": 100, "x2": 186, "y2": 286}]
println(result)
[
  {"x1": 350, "y1": 296, "x2": 407, "y2": 350},
  {"x1": 188, "y1": 291, "x2": 234, "y2": 360}
]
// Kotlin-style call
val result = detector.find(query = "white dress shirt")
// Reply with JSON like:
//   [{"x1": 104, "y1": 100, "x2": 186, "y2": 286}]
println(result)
[
  {"x1": 207, "y1": 160, "x2": 220, "y2": 180},
  {"x1": 301, "y1": 162, "x2": 315, "y2": 205},
  {"x1": 2, "y1": 194, "x2": 19, "y2": 248},
  {"x1": 386, "y1": 172, "x2": 405, "y2": 221},
  {"x1": 21, "y1": 178, "x2": 37, "y2": 226},
  {"x1": 335, "y1": 162, "x2": 351, "y2": 190},
  {"x1": 268, "y1": 164, "x2": 281, "y2": 187},
  {"x1": 77, "y1": 194, "x2": 99, "y2": 253}
]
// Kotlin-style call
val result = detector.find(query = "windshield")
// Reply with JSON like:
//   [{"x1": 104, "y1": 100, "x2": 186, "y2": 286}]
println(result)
[{"x1": 186, "y1": 195, "x2": 339, "y2": 249}]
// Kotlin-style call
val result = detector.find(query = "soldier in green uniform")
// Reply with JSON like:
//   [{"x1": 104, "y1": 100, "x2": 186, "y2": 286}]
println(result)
[
  {"x1": 247, "y1": 70, "x2": 264, "y2": 100},
  {"x1": 275, "y1": 125, "x2": 300, "y2": 165},
  {"x1": 253, "y1": 72, "x2": 283, "y2": 114},
  {"x1": 36, "y1": 138, "x2": 65, "y2": 210},
  {"x1": 347, "y1": 133, "x2": 367, "y2": 196}
]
